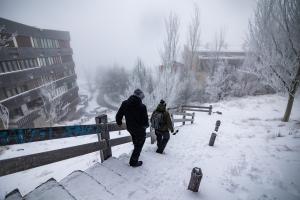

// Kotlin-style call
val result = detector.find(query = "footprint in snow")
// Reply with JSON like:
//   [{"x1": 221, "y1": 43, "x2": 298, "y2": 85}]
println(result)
[
  {"x1": 225, "y1": 179, "x2": 240, "y2": 193},
  {"x1": 247, "y1": 172, "x2": 263, "y2": 184}
]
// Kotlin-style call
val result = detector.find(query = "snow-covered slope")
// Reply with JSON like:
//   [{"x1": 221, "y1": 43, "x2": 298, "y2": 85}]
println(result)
[{"x1": 1, "y1": 94, "x2": 300, "y2": 200}]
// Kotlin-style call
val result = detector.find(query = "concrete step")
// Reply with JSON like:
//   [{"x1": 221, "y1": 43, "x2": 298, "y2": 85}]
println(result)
[
  {"x1": 5, "y1": 189, "x2": 22, "y2": 200},
  {"x1": 105, "y1": 155, "x2": 159, "y2": 188},
  {"x1": 60, "y1": 170, "x2": 113, "y2": 200},
  {"x1": 24, "y1": 178, "x2": 75, "y2": 200},
  {"x1": 8, "y1": 157, "x2": 152, "y2": 200},
  {"x1": 86, "y1": 161, "x2": 149, "y2": 199},
  {"x1": 102, "y1": 157, "x2": 148, "y2": 181}
]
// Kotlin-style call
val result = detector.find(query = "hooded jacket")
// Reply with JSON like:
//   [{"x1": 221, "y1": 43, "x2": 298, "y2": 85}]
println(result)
[
  {"x1": 116, "y1": 95, "x2": 149, "y2": 135},
  {"x1": 151, "y1": 103, "x2": 174, "y2": 133}
]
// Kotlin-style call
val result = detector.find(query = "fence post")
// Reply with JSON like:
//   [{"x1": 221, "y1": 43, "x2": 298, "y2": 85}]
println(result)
[
  {"x1": 95, "y1": 114, "x2": 111, "y2": 162},
  {"x1": 191, "y1": 112, "x2": 195, "y2": 124},
  {"x1": 188, "y1": 167, "x2": 203, "y2": 192},
  {"x1": 209, "y1": 105, "x2": 212, "y2": 115},
  {"x1": 171, "y1": 113, "x2": 174, "y2": 129},
  {"x1": 215, "y1": 120, "x2": 221, "y2": 132},
  {"x1": 182, "y1": 110, "x2": 186, "y2": 125},
  {"x1": 209, "y1": 132, "x2": 217, "y2": 146}
]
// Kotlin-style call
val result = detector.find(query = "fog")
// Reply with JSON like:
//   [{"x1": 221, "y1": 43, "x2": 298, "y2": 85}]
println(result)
[{"x1": 0, "y1": 0, "x2": 255, "y2": 73}]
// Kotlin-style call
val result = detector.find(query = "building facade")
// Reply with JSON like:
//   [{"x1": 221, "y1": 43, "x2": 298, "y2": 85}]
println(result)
[
  {"x1": 0, "y1": 18, "x2": 79, "y2": 129},
  {"x1": 196, "y1": 50, "x2": 245, "y2": 73}
]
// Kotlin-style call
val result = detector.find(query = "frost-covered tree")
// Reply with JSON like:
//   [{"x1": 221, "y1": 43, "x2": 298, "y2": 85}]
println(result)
[
  {"x1": 204, "y1": 64, "x2": 272, "y2": 101},
  {"x1": 161, "y1": 12, "x2": 180, "y2": 70},
  {"x1": 213, "y1": 29, "x2": 227, "y2": 57},
  {"x1": 204, "y1": 64, "x2": 233, "y2": 101},
  {"x1": 124, "y1": 58, "x2": 155, "y2": 109},
  {"x1": 210, "y1": 29, "x2": 227, "y2": 76},
  {"x1": 184, "y1": 4, "x2": 201, "y2": 70},
  {"x1": 204, "y1": 29, "x2": 230, "y2": 101},
  {"x1": 152, "y1": 66, "x2": 182, "y2": 108},
  {"x1": 248, "y1": 0, "x2": 300, "y2": 121},
  {"x1": 155, "y1": 12, "x2": 182, "y2": 106},
  {"x1": 179, "y1": 4, "x2": 202, "y2": 104},
  {"x1": 40, "y1": 79, "x2": 64, "y2": 127},
  {"x1": 176, "y1": 70, "x2": 199, "y2": 104}
]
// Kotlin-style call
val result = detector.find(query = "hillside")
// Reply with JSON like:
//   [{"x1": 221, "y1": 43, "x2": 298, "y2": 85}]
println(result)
[{"x1": 0, "y1": 94, "x2": 299, "y2": 200}]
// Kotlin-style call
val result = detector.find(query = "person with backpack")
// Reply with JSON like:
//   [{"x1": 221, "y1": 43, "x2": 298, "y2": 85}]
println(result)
[
  {"x1": 150, "y1": 99, "x2": 174, "y2": 154},
  {"x1": 116, "y1": 89, "x2": 149, "y2": 167}
]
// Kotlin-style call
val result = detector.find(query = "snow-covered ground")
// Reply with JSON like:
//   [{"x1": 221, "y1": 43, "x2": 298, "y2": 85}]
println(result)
[{"x1": 0, "y1": 94, "x2": 299, "y2": 199}]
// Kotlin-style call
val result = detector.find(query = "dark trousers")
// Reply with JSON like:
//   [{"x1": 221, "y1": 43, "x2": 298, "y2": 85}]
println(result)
[
  {"x1": 155, "y1": 131, "x2": 170, "y2": 153},
  {"x1": 129, "y1": 133, "x2": 146, "y2": 165}
]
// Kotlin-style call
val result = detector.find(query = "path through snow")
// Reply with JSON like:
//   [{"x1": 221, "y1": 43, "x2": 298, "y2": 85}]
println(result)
[{"x1": 0, "y1": 94, "x2": 299, "y2": 200}]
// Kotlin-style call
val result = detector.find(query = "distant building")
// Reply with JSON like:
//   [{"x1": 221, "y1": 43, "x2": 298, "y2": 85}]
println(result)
[
  {"x1": 183, "y1": 46, "x2": 246, "y2": 74},
  {"x1": 197, "y1": 50, "x2": 245, "y2": 71},
  {"x1": 159, "y1": 61, "x2": 185, "y2": 72},
  {"x1": 0, "y1": 18, "x2": 79, "y2": 129}
]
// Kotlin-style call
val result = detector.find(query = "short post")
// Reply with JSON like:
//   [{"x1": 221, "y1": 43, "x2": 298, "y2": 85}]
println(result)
[
  {"x1": 191, "y1": 112, "x2": 195, "y2": 124},
  {"x1": 208, "y1": 105, "x2": 212, "y2": 115},
  {"x1": 188, "y1": 167, "x2": 203, "y2": 192},
  {"x1": 95, "y1": 114, "x2": 112, "y2": 162},
  {"x1": 215, "y1": 120, "x2": 221, "y2": 132},
  {"x1": 209, "y1": 132, "x2": 217, "y2": 146},
  {"x1": 182, "y1": 110, "x2": 186, "y2": 125}
]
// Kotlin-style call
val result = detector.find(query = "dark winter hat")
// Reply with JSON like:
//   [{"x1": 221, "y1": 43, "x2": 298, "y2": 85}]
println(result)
[
  {"x1": 133, "y1": 89, "x2": 145, "y2": 100},
  {"x1": 160, "y1": 99, "x2": 166, "y2": 106}
]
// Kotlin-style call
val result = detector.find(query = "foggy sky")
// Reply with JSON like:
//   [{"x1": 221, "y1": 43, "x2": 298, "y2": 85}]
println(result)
[{"x1": 0, "y1": 0, "x2": 256, "y2": 73}]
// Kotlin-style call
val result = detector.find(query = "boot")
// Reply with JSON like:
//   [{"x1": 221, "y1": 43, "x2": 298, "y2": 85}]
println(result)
[
  {"x1": 130, "y1": 161, "x2": 143, "y2": 167},
  {"x1": 156, "y1": 149, "x2": 163, "y2": 154}
]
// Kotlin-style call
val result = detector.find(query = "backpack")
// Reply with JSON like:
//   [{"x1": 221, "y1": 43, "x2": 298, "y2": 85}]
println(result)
[{"x1": 150, "y1": 111, "x2": 164, "y2": 130}]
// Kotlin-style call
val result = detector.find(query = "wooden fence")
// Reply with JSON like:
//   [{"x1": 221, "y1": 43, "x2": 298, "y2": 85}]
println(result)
[
  {"x1": 169, "y1": 105, "x2": 212, "y2": 114},
  {"x1": 0, "y1": 105, "x2": 212, "y2": 177}
]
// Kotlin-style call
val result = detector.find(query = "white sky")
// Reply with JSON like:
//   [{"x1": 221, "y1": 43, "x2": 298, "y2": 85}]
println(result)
[{"x1": 0, "y1": 0, "x2": 256, "y2": 71}]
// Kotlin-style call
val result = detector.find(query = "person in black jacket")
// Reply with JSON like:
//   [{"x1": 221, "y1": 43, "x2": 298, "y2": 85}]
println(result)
[{"x1": 116, "y1": 89, "x2": 149, "y2": 167}]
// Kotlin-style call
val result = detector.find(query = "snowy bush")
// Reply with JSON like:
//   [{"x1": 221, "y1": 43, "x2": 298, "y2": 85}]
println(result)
[{"x1": 203, "y1": 61, "x2": 276, "y2": 102}]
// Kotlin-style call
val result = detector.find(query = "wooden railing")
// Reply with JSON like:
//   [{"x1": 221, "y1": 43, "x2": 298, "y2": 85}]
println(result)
[
  {"x1": 168, "y1": 105, "x2": 212, "y2": 115},
  {"x1": 0, "y1": 105, "x2": 212, "y2": 177}
]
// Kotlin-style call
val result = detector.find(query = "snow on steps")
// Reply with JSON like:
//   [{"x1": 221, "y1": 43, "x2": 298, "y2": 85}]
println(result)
[
  {"x1": 86, "y1": 160, "x2": 149, "y2": 198},
  {"x1": 60, "y1": 170, "x2": 113, "y2": 200},
  {"x1": 23, "y1": 178, "x2": 75, "y2": 200},
  {"x1": 5, "y1": 158, "x2": 148, "y2": 200},
  {"x1": 4, "y1": 190, "x2": 22, "y2": 200}
]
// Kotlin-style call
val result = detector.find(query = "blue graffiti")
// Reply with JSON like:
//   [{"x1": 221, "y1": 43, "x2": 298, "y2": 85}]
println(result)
[
  {"x1": 0, "y1": 131, "x2": 9, "y2": 145},
  {"x1": 0, "y1": 124, "x2": 103, "y2": 146}
]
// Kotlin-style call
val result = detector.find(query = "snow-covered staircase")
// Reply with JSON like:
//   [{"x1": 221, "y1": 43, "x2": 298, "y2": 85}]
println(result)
[
  {"x1": 5, "y1": 157, "x2": 150, "y2": 200},
  {"x1": 3, "y1": 95, "x2": 300, "y2": 200}
]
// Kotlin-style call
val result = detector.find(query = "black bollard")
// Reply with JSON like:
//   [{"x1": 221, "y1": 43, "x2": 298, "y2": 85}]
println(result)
[
  {"x1": 209, "y1": 132, "x2": 217, "y2": 146},
  {"x1": 214, "y1": 120, "x2": 221, "y2": 132},
  {"x1": 188, "y1": 167, "x2": 203, "y2": 192}
]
